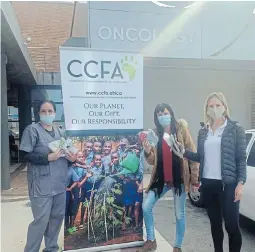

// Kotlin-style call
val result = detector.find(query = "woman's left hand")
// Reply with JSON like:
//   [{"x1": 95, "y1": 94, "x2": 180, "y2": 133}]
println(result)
[
  {"x1": 234, "y1": 183, "x2": 243, "y2": 202},
  {"x1": 176, "y1": 141, "x2": 185, "y2": 154},
  {"x1": 191, "y1": 184, "x2": 200, "y2": 193}
]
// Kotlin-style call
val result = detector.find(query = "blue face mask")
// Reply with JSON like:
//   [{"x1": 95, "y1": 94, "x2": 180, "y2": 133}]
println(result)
[
  {"x1": 40, "y1": 115, "x2": 55, "y2": 125},
  {"x1": 158, "y1": 114, "x2": 171, "y2": 127}
]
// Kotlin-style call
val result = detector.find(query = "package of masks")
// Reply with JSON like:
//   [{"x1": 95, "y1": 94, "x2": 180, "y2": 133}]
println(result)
[{"x1": 48, "y1": 137, "x2": 78, "y2": 156}]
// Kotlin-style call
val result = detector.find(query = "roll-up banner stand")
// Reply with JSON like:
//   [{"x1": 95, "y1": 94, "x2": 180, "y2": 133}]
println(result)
[{"x1": 60, "y1": 47, "x2": 144, "y2": 251}]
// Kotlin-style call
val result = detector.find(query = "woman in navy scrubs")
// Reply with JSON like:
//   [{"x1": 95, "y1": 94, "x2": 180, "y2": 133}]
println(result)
[{"x1": 20, "y1": 100, "x2": 76, "y2": 252}]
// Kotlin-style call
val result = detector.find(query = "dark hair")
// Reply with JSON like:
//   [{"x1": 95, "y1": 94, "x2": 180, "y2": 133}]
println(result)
[
  {"x1": 93, "y1": 153, "x2": 101, "y2": 159},
  {"x1": 38, "y1": 100, "x2": 56, "y2": 113},
  {"x1": 154, "y1": 103, "x2": 178, "y2": 136},
  {"x1": 93, "y1": 141, "x2": 102, "y2": 145},
  {"x1": 111, "y1": 151, "x2": 119, "y2": 157},
  {"x1": 153, "y1": 103, "x2": 182, "y2": 197},
  {"x1": 103, "y1": 141, "x2": 112, "y2": 147}
]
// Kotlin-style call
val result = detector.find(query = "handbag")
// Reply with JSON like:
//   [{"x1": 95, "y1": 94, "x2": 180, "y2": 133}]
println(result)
[{"x1": 119, "y1": 147, "x2": 140, "y2": 173}]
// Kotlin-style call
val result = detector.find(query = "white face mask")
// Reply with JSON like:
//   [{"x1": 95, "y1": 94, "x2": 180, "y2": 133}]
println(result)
[{"x1": 207, "y1": 106, "x2": 225, "y2": 120}]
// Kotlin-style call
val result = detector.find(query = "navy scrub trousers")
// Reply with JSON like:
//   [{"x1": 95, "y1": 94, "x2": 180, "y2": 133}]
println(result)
[{"x1": 20, "y1": 123, "x2": 69, "y2": 252}]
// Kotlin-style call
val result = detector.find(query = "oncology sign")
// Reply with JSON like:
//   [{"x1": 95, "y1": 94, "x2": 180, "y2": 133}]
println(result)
[
  {"x1": 60, "y1": 48, "x2": 143, "y2": 132},
  {"x1": 89, "y1": 2, "x2": 255, "y2": 60},
  {"x1": 98, "y1": 26, "x2": 195, "y2": 43}
]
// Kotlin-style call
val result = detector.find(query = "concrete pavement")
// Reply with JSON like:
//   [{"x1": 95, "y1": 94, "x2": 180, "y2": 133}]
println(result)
[
  {"x1": 153, "y1": 192, "x2": 255, "y2": 252},
  {"x1": 1, "y1": 170, "x2": 172, "y2": 252}
]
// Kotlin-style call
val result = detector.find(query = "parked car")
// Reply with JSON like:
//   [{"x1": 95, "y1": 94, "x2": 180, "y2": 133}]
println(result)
[{"x1": 188, "y1": 129, "x2": 255, "y2": 222}]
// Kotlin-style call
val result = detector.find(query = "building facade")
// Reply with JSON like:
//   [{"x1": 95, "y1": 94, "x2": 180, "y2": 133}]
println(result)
[
  {"x1": 1, "y1": 1, "x2": 255, "y2": 189},
  {"x1": 88, "y1": 1, "x2": 255, "y2": 138}
]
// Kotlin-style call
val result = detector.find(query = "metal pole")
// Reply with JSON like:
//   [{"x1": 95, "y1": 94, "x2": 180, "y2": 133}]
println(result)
[
  {"x1": 1, "y1": 46, "x2": 11, "y2": 190},
  {"x1": 70, "y1": 1, "x2": 77, "y2": 38}
]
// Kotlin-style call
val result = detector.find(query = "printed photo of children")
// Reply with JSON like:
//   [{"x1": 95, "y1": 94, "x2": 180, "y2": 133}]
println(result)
[{"x1": 64, "y1": 134, "x2": 144, "y2": 251}]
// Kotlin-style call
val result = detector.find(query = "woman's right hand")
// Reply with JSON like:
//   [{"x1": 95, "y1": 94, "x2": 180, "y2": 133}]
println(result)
[
  {"x1": 143, "y1": 140, "x2": 152, "y2": 155},
  {"x1": 48, "y1": 150, "x2": 63, "y2": 162}
]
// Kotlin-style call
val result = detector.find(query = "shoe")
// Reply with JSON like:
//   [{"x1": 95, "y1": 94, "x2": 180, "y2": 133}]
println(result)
[
  {"x1": 79, "y1": 224, "x2": 85, "y2": 229},
  {"x1": 136, "y1": 240, "x2": 157, "y2": 252},
  {"x1": 173, "y1": 248, "x2": 182, "y2": 252}
]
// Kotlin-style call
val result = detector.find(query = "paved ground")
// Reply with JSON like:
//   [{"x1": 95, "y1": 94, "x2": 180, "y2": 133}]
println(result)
[
  {"x1": 1, "y1": 171, "x2": 171, "y2": 252},
  {"x1": 2, "y1": 170, "x2": 254, "y2": 252},
  {"x1": 153, "y1": 190, "x2": 255, "y2": 252}
]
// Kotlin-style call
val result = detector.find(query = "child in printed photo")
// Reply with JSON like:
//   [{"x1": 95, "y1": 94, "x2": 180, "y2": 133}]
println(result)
[
  {"x1": 84, "y1": 141, "x2": 94, "y2": 165},
  {"x1": 72, "y1": 151, "x2": 87, "y2": 227},
  {"x1": 78, "y1": 154, "x2": 105, "y2": 228},
  {"x1": 109, "y1": 151, "x2": 123, "y2": 175},
  {"x1": 118, "y1": 138, "x2": 129, "y2": 158},
  {"x1": 93, "y1": 141, "x2": 102, "y2": 155},
  {"x1": 65, "y1": 167, "x2": 79, "y2": 233},
  {"x1": 73, "y1": 151, "x2": 86, "y2": 179},
  {"x1": 102, "y1": 141, "x2": 113, "y2": 175},
  {"x1": 109, "y1": 152, "x2": 123, "y2": 206}
]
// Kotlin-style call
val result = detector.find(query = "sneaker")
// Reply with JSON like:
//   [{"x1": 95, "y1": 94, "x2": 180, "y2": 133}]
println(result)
[
  {"x1": 136, "y1": 240, "x2": 157, "y2": 252},
  {"x1": 173, "y1": 248, "x2": 182, "y2": 252}
]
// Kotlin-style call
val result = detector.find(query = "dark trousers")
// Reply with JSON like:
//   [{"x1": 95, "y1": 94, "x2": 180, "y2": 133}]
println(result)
[
  {"x1": 65, "y1": 186, "x2": 80, "y2": 225},
  {"x1": 202, "y1": 179, "x2": 242, "y2": 252},
  {"x1": 72, "y1": 187, "x2": 80, "y2": 216}
]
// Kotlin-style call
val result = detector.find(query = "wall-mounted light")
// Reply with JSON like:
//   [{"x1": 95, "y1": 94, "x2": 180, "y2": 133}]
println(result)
[
  {"x1": 152, "y1": 1, "x2": 198, "y2": 9},
  {"x1": 184, "y1": 2, "x2": 197, "y2": 9},
  {"x1": 151, "y1": 1, "x2": 176, "y2": 8}
]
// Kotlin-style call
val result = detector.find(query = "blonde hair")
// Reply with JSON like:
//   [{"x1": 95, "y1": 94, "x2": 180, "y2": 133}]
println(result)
[{"x1": 204, "y1": 92, "x2": 230, "y2": 125}]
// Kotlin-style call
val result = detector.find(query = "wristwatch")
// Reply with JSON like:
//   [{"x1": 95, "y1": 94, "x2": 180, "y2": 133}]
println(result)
[{"x1": 238, "y1": 181, "x2": 244, "y2": 185}]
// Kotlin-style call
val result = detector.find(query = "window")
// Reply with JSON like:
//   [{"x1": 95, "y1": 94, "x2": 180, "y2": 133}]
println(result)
[
  {"x1": 246, "y1": 133, "x2": 252, "y2": 147},
  {"x1": 247, "y1": 141, "x2": 255, "y2": 167},
  {"x1": 8, "y1": 106, "x2": 20, "y2": 164},
  {"x1": 31, "y1": 89, "x2": 63, "y2": 103}
]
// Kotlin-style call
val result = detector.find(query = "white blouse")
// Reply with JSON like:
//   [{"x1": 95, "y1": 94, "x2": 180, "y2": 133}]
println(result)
[{"x1": 203, "y1": 120, "x2": 227, "y2": 180}]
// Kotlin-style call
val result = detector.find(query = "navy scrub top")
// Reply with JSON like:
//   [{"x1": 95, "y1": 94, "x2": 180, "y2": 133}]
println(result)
[{"x1": 20, "y1": 123, "x2": 69, "y2": 198}]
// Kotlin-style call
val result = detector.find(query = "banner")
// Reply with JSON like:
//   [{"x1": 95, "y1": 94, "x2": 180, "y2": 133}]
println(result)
[
  {"x1": 60, "y1": 48, "x2": 144, "y2": 251},
  {"x1": 60, "y1": 48, "x2": 143, "y2": 135},
  {"x1": 64, "y1": 135, "x2": 144, "y2": 251}
]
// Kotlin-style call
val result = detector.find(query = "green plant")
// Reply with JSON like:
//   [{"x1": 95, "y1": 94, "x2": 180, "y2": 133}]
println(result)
[{"x1": 88, "y1": 182, "x2": 131, "y2": 243}]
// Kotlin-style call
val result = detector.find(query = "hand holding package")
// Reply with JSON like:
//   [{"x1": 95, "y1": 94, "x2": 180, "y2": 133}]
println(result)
[{"x1": 48, "y1": 137, "x2": 78, "y2": 156}]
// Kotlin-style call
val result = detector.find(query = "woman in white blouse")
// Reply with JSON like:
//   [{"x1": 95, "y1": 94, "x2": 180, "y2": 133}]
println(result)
[{"x1": 181, "y1": 92, "x2": 247, "y2": 252}]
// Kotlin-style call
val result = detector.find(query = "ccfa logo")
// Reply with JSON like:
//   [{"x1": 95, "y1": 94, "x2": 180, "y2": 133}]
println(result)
[{"x1": 67, "y1": 56, "x2": 138, "y2": 81}]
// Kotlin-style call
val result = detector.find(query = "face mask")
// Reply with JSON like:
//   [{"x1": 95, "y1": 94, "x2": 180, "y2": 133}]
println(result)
[
  {"x1": 40, "y1": 114, "x2": 55, "y2": 125},
  {"x1": 207, "y1": 106, "x2": 225, "y2": 120},
  {"x1": 158, "y1": 114, "x2": 171, "y2": 127}
]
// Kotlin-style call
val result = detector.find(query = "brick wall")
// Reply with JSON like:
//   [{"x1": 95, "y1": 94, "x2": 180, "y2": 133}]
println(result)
[{"x1": 12, "y1": 1, "x2": 88, "y2": 72}]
